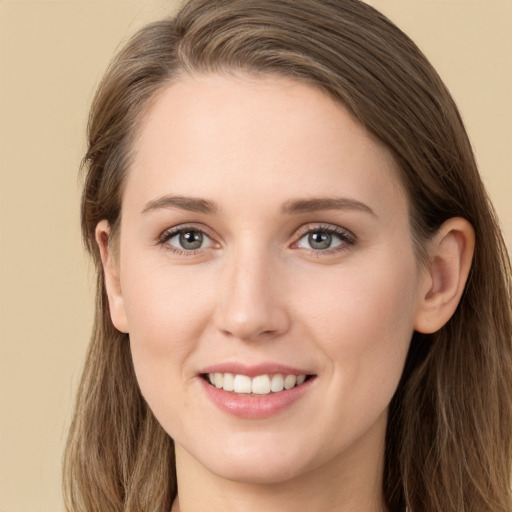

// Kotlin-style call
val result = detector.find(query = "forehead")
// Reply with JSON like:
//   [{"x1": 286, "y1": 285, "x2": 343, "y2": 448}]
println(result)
[{"x1": 125, "y1": 73, "x2": 406, "y2": 219}]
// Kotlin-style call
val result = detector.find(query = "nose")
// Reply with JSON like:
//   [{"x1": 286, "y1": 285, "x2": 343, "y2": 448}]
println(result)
[{"x1": 214, "y1": 248, "x2": 291, "y2": 341}]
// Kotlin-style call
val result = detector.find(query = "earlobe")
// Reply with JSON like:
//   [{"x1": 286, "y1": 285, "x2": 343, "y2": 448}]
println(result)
[
  {"x1": 414, "y1": 217, "x2": 475, "y2": 334},
  {"x1": 95, "y1": 220, "x2": 129, "y2": 333}
]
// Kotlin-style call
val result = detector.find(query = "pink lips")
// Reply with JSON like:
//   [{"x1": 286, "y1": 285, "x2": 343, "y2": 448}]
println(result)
[{"x1": 198, "y1": 362, "x2": 316, "y2": 419}]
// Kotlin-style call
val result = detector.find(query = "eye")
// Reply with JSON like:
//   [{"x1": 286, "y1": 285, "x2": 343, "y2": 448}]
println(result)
[
  {"x1": 295, "y1": 226, "x2": 354, "y2": 252},
  {"x1": 161, "y1": 227, "x2": 214, "y2": 253}
]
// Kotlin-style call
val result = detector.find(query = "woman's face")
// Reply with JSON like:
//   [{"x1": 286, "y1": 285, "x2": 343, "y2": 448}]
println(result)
[{"x1": 106, "y1": 74, "x2": 429, "y2": 484}]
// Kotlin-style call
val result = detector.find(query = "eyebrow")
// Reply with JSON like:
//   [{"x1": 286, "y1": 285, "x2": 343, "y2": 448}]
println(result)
[
  {"x1": 140, "y1": 194, "x2": 375, "y2": 217},
  {"x1": 141, "y1": 195, "x2": 219, "y2": 215},
  {"x1": 281, "y1": 197, "x2": 376, "y2": 217}
]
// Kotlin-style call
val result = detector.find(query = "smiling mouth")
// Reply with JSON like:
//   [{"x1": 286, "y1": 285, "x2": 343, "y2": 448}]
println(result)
[{"x1": 202, "y1": 372, "x2": 316, "y2": 396}]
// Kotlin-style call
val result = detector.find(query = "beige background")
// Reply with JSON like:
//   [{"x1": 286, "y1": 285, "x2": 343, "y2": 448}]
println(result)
[{"x1": 0, "y1": 1, "x2": 510, "y2": 511}]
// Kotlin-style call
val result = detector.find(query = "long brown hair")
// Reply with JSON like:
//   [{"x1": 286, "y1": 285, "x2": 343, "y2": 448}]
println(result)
[{"x1": 64, "y1": 1, "x2": 512, "y2": 511}]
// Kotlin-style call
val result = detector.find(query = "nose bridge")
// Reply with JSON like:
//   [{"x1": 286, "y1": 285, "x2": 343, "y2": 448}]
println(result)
[{"x1": 215, "y1": 240, "x2": 289, "y2": 341}]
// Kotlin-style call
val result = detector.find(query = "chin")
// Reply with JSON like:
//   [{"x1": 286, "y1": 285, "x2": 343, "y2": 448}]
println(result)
[
  {"x1": 181, "y1": 432, "x2": 322, "y2": 485},
  {"x1": 210, "y1": 455, "x2": 310, "y2": 485}
]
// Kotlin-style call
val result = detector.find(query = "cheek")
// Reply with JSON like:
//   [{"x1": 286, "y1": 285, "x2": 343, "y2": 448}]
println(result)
[
  {"x1": 119, "y1": 256, "x2": 216, "y2": 403},
  {"x1": 299, "y1": 253, "x2": 418, "y2": 398},
  {"x1": 302, "y1": 256, "x2": 416, "y2": 331},
  {"x1": 121, "y1": 257, "x2": 215, "y2": 348}
]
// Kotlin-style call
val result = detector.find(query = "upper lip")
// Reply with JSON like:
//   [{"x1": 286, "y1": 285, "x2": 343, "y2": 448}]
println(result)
[{"x1": 199, "y1": 362, "x2": 315, "y2": 378}]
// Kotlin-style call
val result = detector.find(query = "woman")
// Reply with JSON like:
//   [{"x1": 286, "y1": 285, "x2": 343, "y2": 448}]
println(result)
[{"x1": 63, "y1": 1, "x2": 512, "y2": 511}]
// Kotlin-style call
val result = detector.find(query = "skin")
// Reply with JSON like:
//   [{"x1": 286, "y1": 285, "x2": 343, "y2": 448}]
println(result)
[{"x1": 97, "y1": 73, "x2": 474, "y2": 512}]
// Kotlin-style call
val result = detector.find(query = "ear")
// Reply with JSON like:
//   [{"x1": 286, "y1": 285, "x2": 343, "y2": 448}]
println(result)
[
  {"x1": 414, "y1": 217, "x2": 475, "y2": 334},
  {"x1": 95, "y1": 220, "x2": 129, "y2": 333}
]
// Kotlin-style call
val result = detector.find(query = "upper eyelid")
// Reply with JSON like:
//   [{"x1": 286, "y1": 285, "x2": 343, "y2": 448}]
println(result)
[
  {"x1": 293, "y1": 223, "x2": 355, "y2": 240},
  {"x1": 159, "y1": 223, "x2": 217, "y2": 241}
]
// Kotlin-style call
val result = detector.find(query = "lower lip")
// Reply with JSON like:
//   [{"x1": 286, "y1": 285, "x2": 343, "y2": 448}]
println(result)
[{"x1": 199, "y1": 376, "x2": 315, "y2": 419}]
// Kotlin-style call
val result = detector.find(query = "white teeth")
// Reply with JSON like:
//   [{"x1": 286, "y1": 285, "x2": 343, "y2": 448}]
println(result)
[
  {"x1": 252, "y1": 375, "x2": 271, "y2": 395},
  {"x1": 284, "y1": 375, "x2": 297, "y2": 389},
  {"x1": 270, "y1": 374, "x2": 284, "y2": 392},
  {"x1": 222, "y1": 372, "x2": 234, "y2": 392},
  {"x1": 207, "y1": 372, "x2": 308, "y2": 395},
  {"x1": 233, "y1": 374, "x2": 252, "y2": 393}
]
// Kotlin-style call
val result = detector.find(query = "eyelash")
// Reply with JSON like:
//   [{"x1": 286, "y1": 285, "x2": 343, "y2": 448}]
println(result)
[
  {"x1": 293, "y1": 224, "x2": 356, "y2": 255},
  {"x1": 158, "y1": 224, "x2": 216, "y2": 256},
  {"x1": 157, "y1": 224, "x2": 356, "y2": 256}
]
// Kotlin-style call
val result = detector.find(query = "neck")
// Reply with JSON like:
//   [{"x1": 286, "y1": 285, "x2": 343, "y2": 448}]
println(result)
[{"x1": 171, "y1": 415, "x2": 388, "y2": 512}]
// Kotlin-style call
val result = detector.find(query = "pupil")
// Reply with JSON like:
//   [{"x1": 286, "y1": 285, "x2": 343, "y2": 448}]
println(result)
[
  {"x1": 180, "y1": 230, "x2": 203, "y2": 250},
  {"x1": 309, "y1": 231, "x2": 332, "y2": 250}
]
